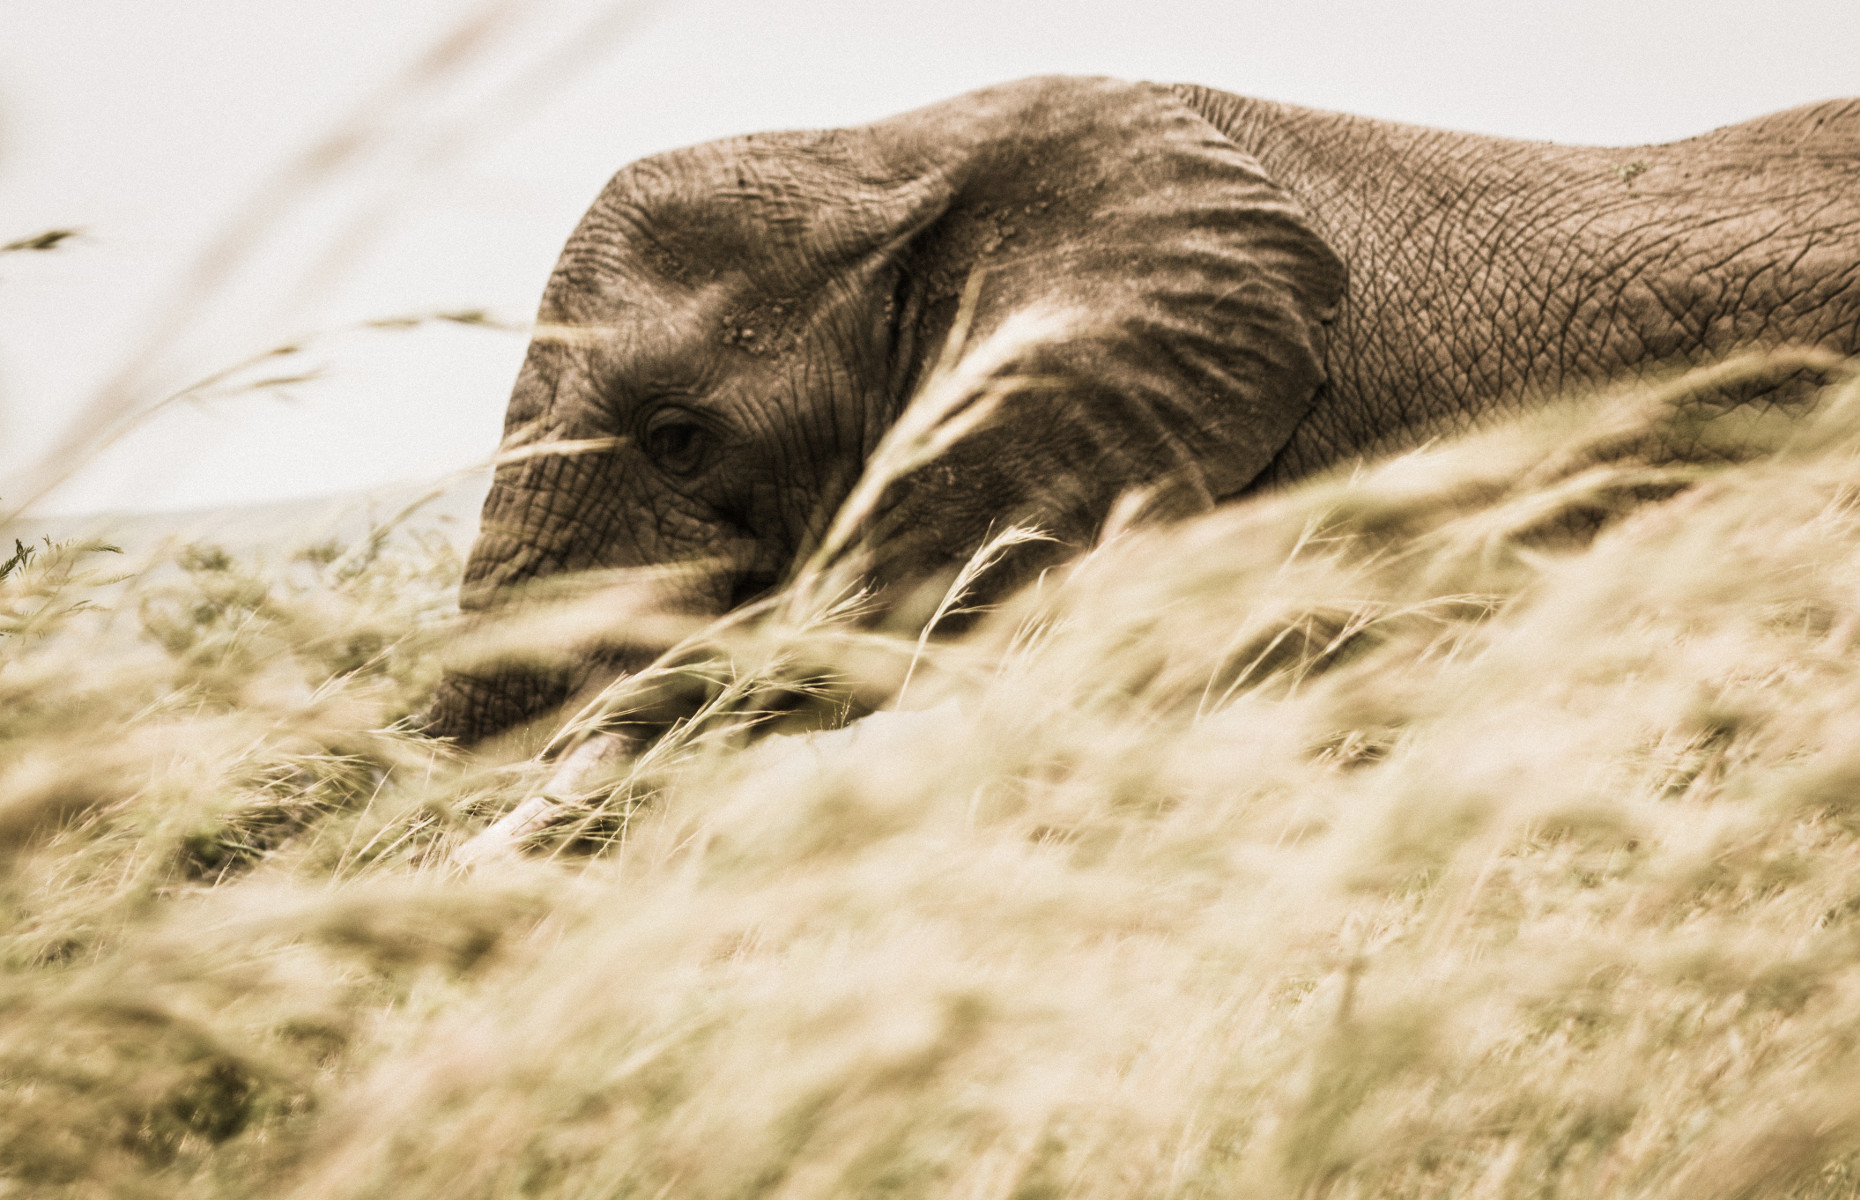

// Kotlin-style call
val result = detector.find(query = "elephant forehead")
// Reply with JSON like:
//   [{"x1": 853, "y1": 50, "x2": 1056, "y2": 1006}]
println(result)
[
  {"x1": 545, "y1": 222, "x2": 823, "y2": 327},
  {"x1": 539, "y1": 264, "x2": 727, "y2": 333},
  {"x1": 539, "y1": 233, "x2": 877, "y2": 376},
  {"x1": 570, "y1": 137, "x2": 893, "y2": 278},
  {"x1": 527, "y1": 274, "x2": 836, "y2": 412}
]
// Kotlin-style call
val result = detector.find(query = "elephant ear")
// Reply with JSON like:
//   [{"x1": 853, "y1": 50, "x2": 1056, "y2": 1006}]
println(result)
[{"x1": 841, "y1": 75, "x2": 1348, "y2": 573}]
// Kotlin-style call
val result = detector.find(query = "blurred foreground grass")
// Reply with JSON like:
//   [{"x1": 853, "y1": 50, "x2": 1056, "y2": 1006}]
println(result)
[{"x1": 8, "y1": 359, "x2": 1860, "y2": 1198}]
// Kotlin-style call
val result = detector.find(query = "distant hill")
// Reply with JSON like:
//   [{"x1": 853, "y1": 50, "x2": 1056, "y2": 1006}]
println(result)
[{"x1": 3, "y1": 469, "x2": 492, "y2": 559}]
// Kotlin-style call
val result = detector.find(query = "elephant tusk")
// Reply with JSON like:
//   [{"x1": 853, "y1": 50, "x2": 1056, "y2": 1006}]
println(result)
[{"x1": 451, "y1": 732, "x2": 633, "y2": 868}]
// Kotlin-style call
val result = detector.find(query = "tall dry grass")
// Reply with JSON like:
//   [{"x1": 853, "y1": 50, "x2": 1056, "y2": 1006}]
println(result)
[{"x1": 4, "y1": 346, "x2": 1860, "y2": 1197}]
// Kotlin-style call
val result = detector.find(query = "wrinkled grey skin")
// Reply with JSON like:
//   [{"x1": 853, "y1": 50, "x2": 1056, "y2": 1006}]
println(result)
[{"x1": 429, "y1": 75, "x2": 1860, "y2": 745}]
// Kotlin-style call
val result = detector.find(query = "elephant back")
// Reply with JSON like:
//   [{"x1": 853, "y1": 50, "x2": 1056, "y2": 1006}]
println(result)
[{"x1": 1693, "y1": 97, "x2": 1860, "y2": 156}]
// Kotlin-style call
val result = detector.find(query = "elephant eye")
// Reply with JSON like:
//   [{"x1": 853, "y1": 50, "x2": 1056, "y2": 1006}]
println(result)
[{"x1": 642, "y1": 409, "x2": 712, "y2": 475}]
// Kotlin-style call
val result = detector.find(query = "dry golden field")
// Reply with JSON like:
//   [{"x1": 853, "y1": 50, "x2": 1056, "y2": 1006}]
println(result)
[{"x1": 6, "y1": 353, "x2": 1860, "y2": 1198}]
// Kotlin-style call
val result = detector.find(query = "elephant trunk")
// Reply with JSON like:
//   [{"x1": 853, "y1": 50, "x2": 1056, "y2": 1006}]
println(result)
[
  {"x1": 425, "y1": 647, "x2": 576, "y2": 750},
  {"x1": 426, "y1": 458, "x2": 626, "y2": 746},
  {"x1": 426, "y1": 468, "x2": 755, "y2": 747},
  {"x1": 424, "y1": 528, "x2": 578, "y2": 747}
]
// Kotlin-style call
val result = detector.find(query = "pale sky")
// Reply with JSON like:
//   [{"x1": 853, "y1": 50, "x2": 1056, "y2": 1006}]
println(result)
[{"x1": 1, "y1": 0, "x2": 1856, "y2": 515}]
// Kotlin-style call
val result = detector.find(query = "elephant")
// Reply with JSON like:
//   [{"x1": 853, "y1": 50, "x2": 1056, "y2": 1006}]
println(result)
[{"x1": 428, "y1": 74, "x2": 1860, "y2": 746}]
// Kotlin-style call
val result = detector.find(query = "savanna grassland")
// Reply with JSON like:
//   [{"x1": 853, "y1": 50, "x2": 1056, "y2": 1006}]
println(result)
[{"x1": 8, "y1": 354, "x2": 1860, "y2": 1199}]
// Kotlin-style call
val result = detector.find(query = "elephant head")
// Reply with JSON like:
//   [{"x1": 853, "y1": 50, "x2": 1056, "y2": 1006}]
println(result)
[{"x1": 427, "y1": 75, "x2": 1346, "y2": 745}]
